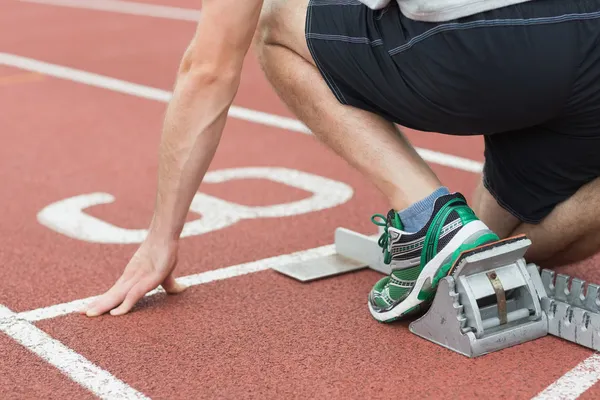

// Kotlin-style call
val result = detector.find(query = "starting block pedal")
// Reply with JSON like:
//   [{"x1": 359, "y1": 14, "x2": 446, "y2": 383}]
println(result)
[
  {"x1": 271, "y1": 227, "x2": 391, "y2": 281},
  {"x1": 408, "y1": 235, "x2": 548, "y2": 357},
  {"x1": 273, "y1": 226, "x2": 600, "y2": 357}
]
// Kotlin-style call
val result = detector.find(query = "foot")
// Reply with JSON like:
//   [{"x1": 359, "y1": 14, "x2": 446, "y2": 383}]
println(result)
[{"x1": 368, "y1": 192, "x2": 499, "y2": 323}]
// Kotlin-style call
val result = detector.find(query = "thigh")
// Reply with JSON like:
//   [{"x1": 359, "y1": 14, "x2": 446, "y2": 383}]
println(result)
[
  {"x1": 304, "y1": 0, "x2": 404, "y2": 120},
  {"x1": 305, "y1": 0, "x2": 600, "y2": 134},
  {"x1": 482, "y1": 126, "x2": 600, "y2": 224}
]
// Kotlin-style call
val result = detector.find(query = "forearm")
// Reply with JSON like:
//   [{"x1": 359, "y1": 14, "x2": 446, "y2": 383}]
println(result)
[
  {"x1": 82, "y1": 0, "x2": 265, "y2": 318},
  {"x1": 147, "y1": 65, "x2": 239, "y2": 244}
]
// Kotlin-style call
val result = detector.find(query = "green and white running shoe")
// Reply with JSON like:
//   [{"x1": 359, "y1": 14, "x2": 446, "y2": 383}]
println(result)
[{"x1": 368, "y1": 192, "x2": 500, "y2": 323}]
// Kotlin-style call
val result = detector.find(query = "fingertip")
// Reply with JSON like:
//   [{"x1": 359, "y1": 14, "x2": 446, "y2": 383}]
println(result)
[
  {"x1": 162, "y1": 277, "x2": 187, "y2": 294},
  {"x1": 85, "y1": 309, "x2": 101, "y2": 317},
  {"x1": 81, "y1": 304, "x2": 95, "y2": 315},
  {"x1": 172, "y1": 282, "x2": 188, "y2": 293},
  {"x1": 109, "y1": 305, "x2": 129, "y2": 316}
]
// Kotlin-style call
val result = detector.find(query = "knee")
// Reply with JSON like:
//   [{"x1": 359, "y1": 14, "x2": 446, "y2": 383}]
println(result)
[
  {"x1": 255, "y1": 0, "x2": 309, "y2": 64},
  {"x1": 254, "y1": 0, "x2": 285, "y2": 56}
]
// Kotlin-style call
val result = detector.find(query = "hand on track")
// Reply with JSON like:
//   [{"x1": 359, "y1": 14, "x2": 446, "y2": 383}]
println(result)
[{"x1": 82, "y1": 240, "x2": 187, "y2": 317}]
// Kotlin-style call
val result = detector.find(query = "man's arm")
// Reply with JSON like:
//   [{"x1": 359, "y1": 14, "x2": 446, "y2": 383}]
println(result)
[{"x1": 83, "y1": 0, "x2": 264, "y2": 317}]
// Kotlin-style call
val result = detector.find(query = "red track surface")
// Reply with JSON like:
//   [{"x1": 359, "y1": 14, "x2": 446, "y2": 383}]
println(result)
[{"x1": 2, "y1": 1, "x2": 600, "y2": 399}]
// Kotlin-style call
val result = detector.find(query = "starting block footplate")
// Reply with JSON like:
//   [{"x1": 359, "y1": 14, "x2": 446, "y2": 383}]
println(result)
[{"x1": 271, "y1": 227, "x2": 391, "y2": 281}]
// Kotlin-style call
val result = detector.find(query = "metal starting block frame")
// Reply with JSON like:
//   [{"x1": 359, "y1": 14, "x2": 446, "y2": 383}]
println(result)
[{"x1": 273, "y1": 226, "x2": 600, "y2": 357}]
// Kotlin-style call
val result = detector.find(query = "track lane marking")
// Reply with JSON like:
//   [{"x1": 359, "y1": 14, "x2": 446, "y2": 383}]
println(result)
[
  {"x1": 0, "y1": 305, "x2": 149, "y2": 399},
  {"x1": 5, "y1": 242, "x2": 599, "y2": 400},
  {"x1": 9, "y1": 244, "x2": 336, "y2": 323},
  {"x1": 20, "y1": 0, "x2": 201, "y2": 21},
  {"x1": 0, "y1": 245, "x2": 336, "y2": 398},
  {"x1": 36, "y1": 167, "x2": 354, "y2": 244},
  {"x1": 532, "y1": 353, "x2": 600, "y2": 400},
  {"x1": 0, "y1": 52, "x2": 484, "y2": 174}
]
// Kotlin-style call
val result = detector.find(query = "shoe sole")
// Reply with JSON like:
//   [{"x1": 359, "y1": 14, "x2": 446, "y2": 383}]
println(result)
[
  {"x1": 444, "y1": 233, "x2": 529, "y2": 279},
  {"x1": 368, "y1": 220, "x2": 494, "y2": 323}
]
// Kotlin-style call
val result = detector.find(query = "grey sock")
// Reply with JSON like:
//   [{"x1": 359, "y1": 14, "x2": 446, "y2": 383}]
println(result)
[{"x1": 397, "y1": 186, "x2": 450, "y2": 233}]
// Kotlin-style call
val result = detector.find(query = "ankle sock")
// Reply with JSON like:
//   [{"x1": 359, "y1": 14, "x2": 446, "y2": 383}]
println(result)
[{"x1": 397, "y1": 186, "x2": 450, "y2": 233}]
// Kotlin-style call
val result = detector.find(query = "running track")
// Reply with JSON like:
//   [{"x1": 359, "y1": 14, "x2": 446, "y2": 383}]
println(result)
[{"x1": 1, "y1": 1, "x2": 600, "y2": 399}]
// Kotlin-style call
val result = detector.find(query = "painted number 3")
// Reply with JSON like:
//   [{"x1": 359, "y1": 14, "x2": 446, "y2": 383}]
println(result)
[{"x1": 37, "y1": 167, "x2": 354, "y2": 244}]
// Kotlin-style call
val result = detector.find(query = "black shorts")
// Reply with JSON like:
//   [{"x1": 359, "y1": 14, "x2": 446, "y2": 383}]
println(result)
[{"x1": 305, "y1": 0, "x2": 600, "y2": 223}]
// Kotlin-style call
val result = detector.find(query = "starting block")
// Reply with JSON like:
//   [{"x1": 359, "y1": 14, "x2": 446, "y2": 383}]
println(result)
[
  {"x1": 273, "y1": 227, "x2": 392, "y2": 281},
  {"x1": 273, "y1": 226, "x2": 600, "y2": 357}
]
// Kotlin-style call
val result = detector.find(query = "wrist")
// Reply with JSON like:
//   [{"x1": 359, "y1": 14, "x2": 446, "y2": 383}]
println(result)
[{"x1": 145, "y1": 224, "x2": 181, "y2": 251}]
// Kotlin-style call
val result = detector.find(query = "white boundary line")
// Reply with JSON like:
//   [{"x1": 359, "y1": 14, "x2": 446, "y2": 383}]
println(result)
[
  {"x1": 0, "y1": 245, "x2": 334, "y2": 399},
  {"x1": 20, "y1": 0, "x2": 201, "y2": 21},
  {"x1": 13, "y1": 0, "x2": 486, "y2": 180},
  {"x1": 14, "y1": 244, "x2": 335, "y2": 322},
  {"x1": 531, "y1": 353, "x2": 600, "y2": 400},
  {"x1": 0, "y1": 52, "x2": 484, "y2": 174},
  {"x1": 0, "y1": 305, "x2": 149, "y2": 399},
  {"x1": 7, "y1": 241, "x2": 600, "y2": 399}
]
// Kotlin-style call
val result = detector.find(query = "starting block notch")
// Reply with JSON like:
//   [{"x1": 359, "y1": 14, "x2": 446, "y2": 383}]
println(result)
[
  {"x1": 273, "y1": 226, "x2": 600, "y2": 357},
  {"x1": 540, "y1": 270, "x2": 600, "y2": 351}
]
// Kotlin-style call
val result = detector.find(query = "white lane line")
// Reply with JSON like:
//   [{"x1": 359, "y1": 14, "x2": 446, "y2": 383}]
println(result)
[
  {"x1": 0, "y1": 53, "x2": 311, "y2": 135},
  {"x1": 0, "y1": 305, "x2": 149, "y2": 399},
  {"x1": 12, "y1": 0, "x2": 484, "y2": 174},
  {"x1": 532, "y1": 353, "x2": 600, "y2": 400},
  {"x1": 12, "y1": 244, "x2": 336, "y2": 323},
  {"x1": 415, "y1": 147, "x2": 482, "y2": 174},
  {"x1": 0, "y1": 52, "x2": 484, "y2": 173},
  {"x1": 20, "y1": 0, "x2": 201, "y2": 21}
]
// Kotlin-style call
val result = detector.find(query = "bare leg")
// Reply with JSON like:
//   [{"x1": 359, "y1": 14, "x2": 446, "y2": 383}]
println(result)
[
  {"x1": 512, "y1": 177, "x2": 600, "y2": 267},
  {"x1": 472, "y1": 175, "x2": 600, "y2": 268},
  {"x1": 254, "y1": 0, "x2": 441, "y2": 211}
]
